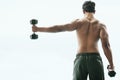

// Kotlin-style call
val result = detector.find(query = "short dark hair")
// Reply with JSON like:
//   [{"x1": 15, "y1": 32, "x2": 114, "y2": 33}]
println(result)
[{"x1": 82, "y1": 1, "x2": 95, "y2": 13}]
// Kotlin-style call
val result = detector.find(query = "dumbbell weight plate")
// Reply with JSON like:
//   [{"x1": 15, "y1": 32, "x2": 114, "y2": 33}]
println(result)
[
  {"x1": 30, "y1": 19, "x2": 38, "y2": 25},
  {"x1": 108, "y1": 71, "x2": 116, "y2": 77},
  {"x1": 30, "y1": 33, "x2": 38, "y2": 39}
]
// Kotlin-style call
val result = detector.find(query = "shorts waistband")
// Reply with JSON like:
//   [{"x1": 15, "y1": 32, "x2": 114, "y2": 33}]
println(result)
[{"x1": 76, "y1": 52, "x2": 100, "y2": 57}]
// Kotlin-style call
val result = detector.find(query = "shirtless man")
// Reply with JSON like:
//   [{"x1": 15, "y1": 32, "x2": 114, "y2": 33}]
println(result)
[{"x1": 32, "y1": 1, "x2": 114, "y2": 80}]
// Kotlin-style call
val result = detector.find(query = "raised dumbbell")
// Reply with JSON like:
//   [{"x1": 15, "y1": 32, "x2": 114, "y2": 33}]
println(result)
[
  {"x1": 107, "y1": 65, "x2": 116, "y2": 77},
  {"x1": 30, "y1": 19, "x2": 38, "y2": 39}
]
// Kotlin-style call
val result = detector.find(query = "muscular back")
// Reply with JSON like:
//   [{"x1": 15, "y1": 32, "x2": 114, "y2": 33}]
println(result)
[{"x1": 76, "y1": 18, "x2": 101, "y2": 53}]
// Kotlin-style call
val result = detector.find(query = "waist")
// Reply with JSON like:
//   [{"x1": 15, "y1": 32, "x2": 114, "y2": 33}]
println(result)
[{"x1": 76, "y1": 52, "x2": 100, "y2": 57}]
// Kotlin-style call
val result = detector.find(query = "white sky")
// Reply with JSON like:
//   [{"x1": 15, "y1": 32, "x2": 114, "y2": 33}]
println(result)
[{"x1": 0, "y1": 0, "x2": 120, "y2": 80}]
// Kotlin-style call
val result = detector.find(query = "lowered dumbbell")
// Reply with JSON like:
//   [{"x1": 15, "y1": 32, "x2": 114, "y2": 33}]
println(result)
[
  {"x1": 107, "y1": 65, "x2": 116, "y2": 77},
  {"x1": 30, "y1": 19, "x2": 38, "y2": 39}
]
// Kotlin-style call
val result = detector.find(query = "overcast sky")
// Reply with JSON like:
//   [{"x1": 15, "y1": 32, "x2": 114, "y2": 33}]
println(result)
[{"x1": 0, "y1": 0, "x2": 120, "y2": 80}]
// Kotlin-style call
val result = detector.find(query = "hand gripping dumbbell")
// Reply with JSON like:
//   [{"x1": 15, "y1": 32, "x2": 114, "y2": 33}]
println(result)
[
  {"x1": 107, "y1": 65, "x2": 116, "y2": 77},
  {"x1": 30, "y1": 19, "x2": 38, "y2": 39}
]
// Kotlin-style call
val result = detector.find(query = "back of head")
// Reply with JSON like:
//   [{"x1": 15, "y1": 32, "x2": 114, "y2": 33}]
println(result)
[{"x1": 82, "y1": 1, "x2": 95, "y2": 13}]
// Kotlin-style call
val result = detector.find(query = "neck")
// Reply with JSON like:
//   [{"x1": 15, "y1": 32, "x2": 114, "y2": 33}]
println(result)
[{"x1": 84, "y1": 12, "x2": 94, "y2": 21}]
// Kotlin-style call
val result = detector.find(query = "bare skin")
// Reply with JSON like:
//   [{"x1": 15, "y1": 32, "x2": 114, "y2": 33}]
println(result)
[{"x1": 32, "y1": 12, "x2": 114, "y2": 70}]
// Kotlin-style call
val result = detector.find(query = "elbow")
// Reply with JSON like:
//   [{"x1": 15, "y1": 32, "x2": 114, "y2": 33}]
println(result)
[
  {"x1": 102, "y1": 43, "x2": 109, "y2": 50},
  {"x1": 102, "y1": 43, "x2": 111, "y2": 53}
]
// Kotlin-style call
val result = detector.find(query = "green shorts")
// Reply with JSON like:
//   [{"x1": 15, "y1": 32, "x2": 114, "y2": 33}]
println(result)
[{"x1": 73, "y1": 53, "x2": 104, "y2": 80}]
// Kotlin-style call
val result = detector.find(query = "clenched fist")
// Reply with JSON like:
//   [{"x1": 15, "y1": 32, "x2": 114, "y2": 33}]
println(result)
[{"x1": 32, "y1": 26, "x2": 38, "y2": 32}]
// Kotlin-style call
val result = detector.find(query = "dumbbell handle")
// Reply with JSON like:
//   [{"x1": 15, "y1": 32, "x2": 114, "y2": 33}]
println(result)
[{"x1": 107, "y1": 65, "x2": 114, "y2": 71}]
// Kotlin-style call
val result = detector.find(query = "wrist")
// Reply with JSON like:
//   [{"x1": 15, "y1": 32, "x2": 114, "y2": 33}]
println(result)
[
  {"x1": 107, "y1": 65, "x2": 114, "y2": 70},
  {"x1": 36, "y1": 27, "x2": 40, "y2": 32}
]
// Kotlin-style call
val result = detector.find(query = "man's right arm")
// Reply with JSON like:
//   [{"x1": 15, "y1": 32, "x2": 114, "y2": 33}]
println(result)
[
  {"x1": 32, "y1": 19, "x2": 80, "y2": 33},
  {"x1": 100, "y1": 25, "x2": 114, "y2": 70}
]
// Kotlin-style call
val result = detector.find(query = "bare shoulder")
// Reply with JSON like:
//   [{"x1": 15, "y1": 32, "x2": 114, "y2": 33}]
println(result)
[
  {"x1": 71, "y1": 19, "x2": 83, "y2": 27},
  {"x1": 99, "y1": 22, "x2": 108, "y2": 38},
  {"x1": 98, "y1": 22, "x2": 107, "y2": 30}
]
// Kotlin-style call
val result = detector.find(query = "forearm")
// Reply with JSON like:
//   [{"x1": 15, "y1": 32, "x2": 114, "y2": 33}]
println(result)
[
  {"x1": 37, "y1": 25, "x2": 66, "y2": 33},
  {"x1": 102, "y1": 44, "x2": 114, "y2": 68}
]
